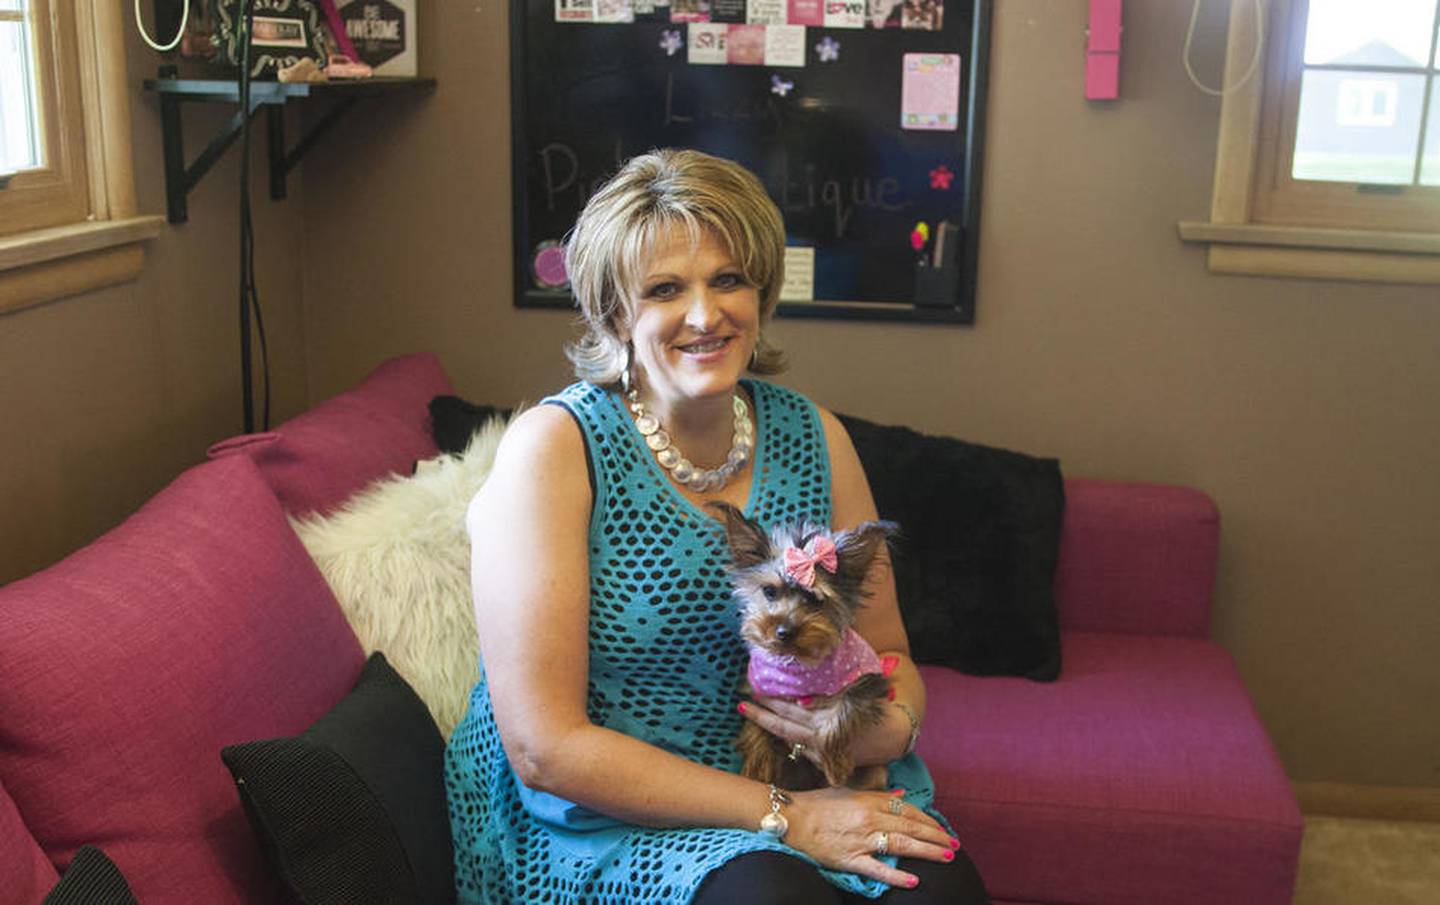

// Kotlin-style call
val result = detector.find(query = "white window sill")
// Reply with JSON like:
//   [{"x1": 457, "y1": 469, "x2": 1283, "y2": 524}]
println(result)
[
  {"x1": 1177, "y1": 221, "x2": 1440, "y2": 285},
  {"x1": 0, "y1": 216, "x2": 164, "y2": 314}
]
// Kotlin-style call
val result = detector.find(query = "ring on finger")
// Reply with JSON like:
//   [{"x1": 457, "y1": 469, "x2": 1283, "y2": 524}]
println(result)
[
  {"x1": 874, "y1": 831, "x2": 890, "y2": 856},
  {"x1": 887, "y1": 796, "x2": 904, "y2": 815},
  {"x1": 787, "y1": 742, "x2": 806, "y2": 762}
]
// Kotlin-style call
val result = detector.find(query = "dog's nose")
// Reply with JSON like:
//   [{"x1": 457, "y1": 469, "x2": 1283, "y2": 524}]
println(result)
[{"x1": 774, "y1": 623, "x2": 795, "y2": 644}]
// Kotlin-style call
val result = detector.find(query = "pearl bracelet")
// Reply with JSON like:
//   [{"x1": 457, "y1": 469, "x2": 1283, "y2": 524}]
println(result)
[{"x1": 758, "y1": 784, "x2": 790, "y2": 840}]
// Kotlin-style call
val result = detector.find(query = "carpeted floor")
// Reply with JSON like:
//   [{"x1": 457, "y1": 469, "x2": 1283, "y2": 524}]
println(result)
[{"x1": 1292, "y1": 816, "x2": 1440, "y2": 905}]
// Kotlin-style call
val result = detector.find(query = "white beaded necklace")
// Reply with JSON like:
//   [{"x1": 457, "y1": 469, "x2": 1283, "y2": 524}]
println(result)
[{"x1": 626, "y1": 389, "x2": 754, "y2": 493}]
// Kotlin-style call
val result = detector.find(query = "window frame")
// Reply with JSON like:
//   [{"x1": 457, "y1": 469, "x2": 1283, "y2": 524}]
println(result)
[
  {"x1": 1178, "y1": 0, "x2": 1440, "y2": 285},
  {"x1": 1, "y1": 0, "x2": 91, "y2": 234},
  {"x1": 0, "y1": 0, "x2": 162, "y2": 315},
  {"x1": 1252, "y1": 0, "x2": 1440, "y2": 232}
]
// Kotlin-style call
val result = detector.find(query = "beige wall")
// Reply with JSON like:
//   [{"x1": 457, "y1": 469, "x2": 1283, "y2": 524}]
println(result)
[
  {"x1": 5, "y1": 1, "x2": 1421, "y2": 791},
  {"x1": 0, "y1": 26, "x2": 310, "y2": 584},
  {"x1": 302, "y1": 1, "x2": 1440, "y2": 791}
]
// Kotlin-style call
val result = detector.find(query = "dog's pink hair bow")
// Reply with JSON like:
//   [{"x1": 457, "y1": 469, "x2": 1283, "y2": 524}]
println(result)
[{"x1": 783, "y1": 536, "x2": 838, "y2": 588}]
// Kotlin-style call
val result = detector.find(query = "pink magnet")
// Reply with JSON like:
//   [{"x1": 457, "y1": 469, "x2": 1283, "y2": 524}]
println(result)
[
  {"x1": 1086, "y1": 53, "x2": 1120, "y2": 100},
  {"x1": 1088, "y1": 0, "x2": 1122, "y2": 51},
  {"x1": 1085, "y1": 0, "x2": 1122, "y2": 100},
  {"x1": 533, "y1": 242, "x2": 568, "y2": 289}
]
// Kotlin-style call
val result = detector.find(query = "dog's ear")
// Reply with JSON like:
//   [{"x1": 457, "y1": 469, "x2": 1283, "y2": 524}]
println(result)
[
  {"x1": 828, "y1": 520, "x2": 899, "y2": 599},
  {"x1": 707, "y1": 502, "x2": 773, "y2": 568}
]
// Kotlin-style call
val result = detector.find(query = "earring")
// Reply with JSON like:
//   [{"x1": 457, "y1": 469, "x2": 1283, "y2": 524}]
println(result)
[
  {"x1": 750, "y1": 339, "x2": 760, "y2": 370},
  {"x1": 620, "y1": 343, "x2": 634, "y2": 397}
]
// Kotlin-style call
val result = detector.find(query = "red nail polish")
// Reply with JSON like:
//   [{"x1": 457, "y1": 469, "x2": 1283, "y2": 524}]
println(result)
[
  {"x1": 943, "y1": 850, "x2": 954, "y2": 862},
  {"x1": 949, "y1": 836, "x2": 961, "y2": 850},
  {"x1": 890, "y1": 788, "x2": 906, "y2": 797},
  {"x1": 906, "y1": 876, "x2": 919, "y2": 888},
  {"x1": 798, "y1": 696, "x2": 813, "y2": 708},
  {"x1": 737, "y1": 703, "x2": 747, "y2": 715}
]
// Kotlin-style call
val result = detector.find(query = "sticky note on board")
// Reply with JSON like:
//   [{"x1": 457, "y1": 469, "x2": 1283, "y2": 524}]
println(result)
[
  {"x1": 780, "y1": 246, "x2": 816, "y2": 301},
  {"x1": 765, "y1": 25, "x2": 806, "y2": 67},
  {"x1": 824, "y1": 0, "x2": 866, "y2": 28},
  {"x1": 670, "y1": 0, "x2": 712, "y2": 21},
  {"x1": 901, "y1": 53, "x2": 961, "y2": 131},
  {"x1": 711, "y1": 0, "x2": 747, "y2": 21},
  {"x1": 688, "y1": 23, "x2": 729, "y2": 63},
  {"x1": 747, "y1": 0, "x2": 787, "y2": 24},
  {"x1": 594, "y1": 0, "x2": 635, "y2": 22},
  {"x1": 555, "y1": 0, "x2": 595, "y2": 21},
  {"x1": 727, "y1": 24, "x2": 766, "y2": 64},
  {"x1": 788, "y1": 0, "x2": 824, "y2": 25}
]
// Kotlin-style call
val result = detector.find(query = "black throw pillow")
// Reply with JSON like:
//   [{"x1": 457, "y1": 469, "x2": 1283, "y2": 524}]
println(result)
[
  {"x1": 429, "y1": 396, "x2": 512, "y2": 456},
  {"x1": 838, "y1": 414, "x2": 1066, "y2": 681},
  {"x1": 43, "y1": 846, "x2": 138, "y2": 905},
  {"x1": 221, "y1": 652, "x2": 455, "y2": 905}
]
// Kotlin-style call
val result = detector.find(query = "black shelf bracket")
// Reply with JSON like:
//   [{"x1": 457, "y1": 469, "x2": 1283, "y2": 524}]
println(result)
[
  {"x1": 266, "y1": 97, "x2": 359, "y2": 202},
  {"x1": 144, "y1": 77, "x2": 435, "y2": 224}
]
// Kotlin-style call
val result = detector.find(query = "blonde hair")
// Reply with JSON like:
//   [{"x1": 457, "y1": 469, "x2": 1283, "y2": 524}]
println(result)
[{"x1": 563, "y1": 148, "x2": 788, "y2": 385}]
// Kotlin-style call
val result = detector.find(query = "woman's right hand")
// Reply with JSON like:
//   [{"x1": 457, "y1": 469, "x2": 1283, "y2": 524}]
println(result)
[{"x1": 782, "y1": 786, "x2": 961, "y2": 889}]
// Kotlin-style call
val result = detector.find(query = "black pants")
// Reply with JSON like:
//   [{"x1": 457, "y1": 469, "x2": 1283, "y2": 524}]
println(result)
[{"x1": 690, "y1": 850, "x2": 989, "y2": 905}]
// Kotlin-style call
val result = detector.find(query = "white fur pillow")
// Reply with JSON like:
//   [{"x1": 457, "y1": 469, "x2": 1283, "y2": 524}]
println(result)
[{"x1": 291, "y1": 414, "x2": 510, "y2": 739}]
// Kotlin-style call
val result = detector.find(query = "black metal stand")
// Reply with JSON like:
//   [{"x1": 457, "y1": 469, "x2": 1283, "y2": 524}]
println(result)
[{"x1": 144, "y1": 76, "x2": 436, "y2": 224}]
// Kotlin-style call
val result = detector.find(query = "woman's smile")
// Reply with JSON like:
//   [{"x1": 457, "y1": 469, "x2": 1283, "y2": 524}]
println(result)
[{"x1": 676, "y1": 334, "x2": 735, "y2": 359}]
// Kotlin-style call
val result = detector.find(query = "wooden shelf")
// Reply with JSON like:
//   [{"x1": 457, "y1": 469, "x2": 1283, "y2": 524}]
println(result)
[{"x1": 142, "y1": 76, "x2": 436, "y2": 223}]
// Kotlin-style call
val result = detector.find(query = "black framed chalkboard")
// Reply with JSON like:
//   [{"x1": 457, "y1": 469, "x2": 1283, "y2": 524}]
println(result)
[{"x1": 510, "y1": 0, "x2": 990, "y2": 323}]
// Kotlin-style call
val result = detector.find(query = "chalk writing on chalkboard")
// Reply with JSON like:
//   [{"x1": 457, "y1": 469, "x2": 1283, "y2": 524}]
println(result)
[{"x1": 510, "y1": 0, "x2": 992, "y2": 324}]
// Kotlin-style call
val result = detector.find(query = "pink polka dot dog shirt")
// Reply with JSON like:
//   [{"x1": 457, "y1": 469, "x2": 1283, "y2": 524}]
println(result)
[{"x1": 747, "y1": 628, "x2": 884, "y2": 698}]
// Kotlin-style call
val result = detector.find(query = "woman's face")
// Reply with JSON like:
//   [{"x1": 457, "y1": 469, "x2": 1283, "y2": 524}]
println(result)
[{"x1": 624, "y1": 225, "x2": 760, "y2": 415}]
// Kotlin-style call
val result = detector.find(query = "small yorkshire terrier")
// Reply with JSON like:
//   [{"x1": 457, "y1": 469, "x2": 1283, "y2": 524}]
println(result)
[{"x1": 710, "y1": 502, "x2": 899, "y2": 791}]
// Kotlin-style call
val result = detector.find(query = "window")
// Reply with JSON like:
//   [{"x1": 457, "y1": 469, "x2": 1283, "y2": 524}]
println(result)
[
  {"x1": 1, "y1": 0, "x2": 43, "y2": 175},
  {"x1": 1179, "y1": 0, "x2": 1440, "y2": 285},
  {"x1": 1255, "y1": 0, "x2": 1440, "y2": 229},
  {"x1": 0, "y1": 0, "x2": 90, "y2": 234},
  {"x1": 0, "y1": 0, "x2": 161, "y2": 314}
]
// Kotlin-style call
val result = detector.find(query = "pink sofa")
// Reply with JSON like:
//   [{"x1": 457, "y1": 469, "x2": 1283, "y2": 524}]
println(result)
[
  {"x1": 923, "y1": 481, "x2": 1303, "y2": 904},
  {"x1": 0, "y1": 352, "x2": 1302, "y2": 904}
]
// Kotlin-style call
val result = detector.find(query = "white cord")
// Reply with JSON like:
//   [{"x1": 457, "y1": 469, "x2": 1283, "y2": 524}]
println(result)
[
  {"x1": 1184, "y1": 0, "x2": 1266, "y2": 97},
  {"x1": 134, "y1": 0, "x2": 190, "y2": 53}
]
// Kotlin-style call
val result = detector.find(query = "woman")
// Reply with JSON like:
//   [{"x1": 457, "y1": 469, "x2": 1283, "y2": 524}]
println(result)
[{"x1": 446, "y1": 149, "x2": 988, "y2": 904}]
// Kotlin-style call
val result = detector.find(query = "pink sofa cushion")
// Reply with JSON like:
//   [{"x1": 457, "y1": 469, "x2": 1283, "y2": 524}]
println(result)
[
  {"x1": 1054, "y1": 480, "x2": 1220, "y2": 636},
  {"x1": 0, "y1": 454, "x2": 365, "y2": 905},
  {"x1": 920, "y1": 633, "x2": 1302, "y2": 905},
  {"x1": 0, "y1": 778, "x2": 56, "y2": 902},
  {"x1": 208, "y1": 352, "x2": 454, "y2": 516}
]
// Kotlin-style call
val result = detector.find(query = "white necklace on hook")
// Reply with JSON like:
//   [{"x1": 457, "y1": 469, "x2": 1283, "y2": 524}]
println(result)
[{"x1": 626, "y1": 389, "x2": 754, "y2": 493}]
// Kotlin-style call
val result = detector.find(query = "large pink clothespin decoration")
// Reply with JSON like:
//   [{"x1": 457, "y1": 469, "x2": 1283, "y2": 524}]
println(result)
[
  {"x1": 783, "y1": 537, "x2": 838, "y2": 589},
  {"x1": 1086, "y1": 0, "x2": 1123, "y2": 100},
  {"x1": 316, "y1": 0, "x2": 361, "y2": 61}
]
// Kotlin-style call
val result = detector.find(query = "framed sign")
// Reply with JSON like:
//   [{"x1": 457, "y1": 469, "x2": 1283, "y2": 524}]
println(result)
[
  {"x1": 213, "y1": 0, "x2": 327, "y2": 76},
  {"x1": 510, "y1": 0, "x2": 991, "y2": 323}
]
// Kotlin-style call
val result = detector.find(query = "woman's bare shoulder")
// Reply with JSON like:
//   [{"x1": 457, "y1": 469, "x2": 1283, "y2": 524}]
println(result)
[
  {"x1": 469, "y1": 402, "x2": 590, "y2": 526},
  {"x1": 811, "y1": 404, "x2": 879, "y2": 529},
  {"x1": 813, "y1": 405, "x2": 862, "y2": 473},
  {"x1": 483, "y1": 402, "x2": 588, "y2": 475}
]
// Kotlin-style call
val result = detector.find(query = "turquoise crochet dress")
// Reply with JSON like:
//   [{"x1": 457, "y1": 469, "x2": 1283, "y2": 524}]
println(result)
[{"x1": 445, "y1": 379, "x2": 947, "y2": 904}]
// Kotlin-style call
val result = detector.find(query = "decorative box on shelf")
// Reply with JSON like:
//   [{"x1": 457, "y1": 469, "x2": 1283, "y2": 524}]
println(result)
[{"x1": 337, "y1": 0, "x2": 416, "y2": 77}]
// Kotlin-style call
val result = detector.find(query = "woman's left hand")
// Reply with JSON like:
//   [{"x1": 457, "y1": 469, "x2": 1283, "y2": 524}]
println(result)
[{"x1": 742, "y1": 694, "x2": 907, "y2": 769}]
